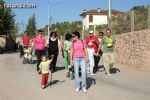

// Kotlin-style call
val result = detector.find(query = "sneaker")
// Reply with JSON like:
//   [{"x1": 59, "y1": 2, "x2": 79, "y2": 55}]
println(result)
[
  {"x1": 107, "y1": 73, "x2": 111, "y2": 76},
  {"x1": 41, "y1": 85, "x2": 45, "y2": 89},
  {"x1": 75, "y1": 88, "x2": 80, "y2": 92},
  {"x1": 87, "y1": 71, "x2": 90, "y2": 74},
  {"x1": 82, "y1": 88, "x2": 87, "y2": 93},
  {"x1": 65, "y1": 71, "x2": 70, "y2": 77},
  {"x1": 68, "y1": 65, "x2": 71, "y2": 68}
]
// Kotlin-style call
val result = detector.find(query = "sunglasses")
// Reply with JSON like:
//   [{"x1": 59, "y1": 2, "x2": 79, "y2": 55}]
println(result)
[
  {"x1": 72, "y1": 35, "x2": 75, "y2": 37},
  {"x1": 38, "y1": 32, "x2": 42, "y2": 34}
]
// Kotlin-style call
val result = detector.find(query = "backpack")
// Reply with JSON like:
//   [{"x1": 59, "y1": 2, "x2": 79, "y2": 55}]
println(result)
[{"x1": 105, "y1": 36, "x2": 113, "y2": 47}]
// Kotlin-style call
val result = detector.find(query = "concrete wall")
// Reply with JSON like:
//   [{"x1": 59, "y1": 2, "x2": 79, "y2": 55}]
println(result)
[{"x1": 115, "y1": 29, "x2": 150, "y2": 71}]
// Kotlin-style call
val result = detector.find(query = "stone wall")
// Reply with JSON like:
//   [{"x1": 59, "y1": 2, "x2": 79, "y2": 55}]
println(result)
[{"x1": 115, "y1": 29, "x2": 150, "y2": 71}]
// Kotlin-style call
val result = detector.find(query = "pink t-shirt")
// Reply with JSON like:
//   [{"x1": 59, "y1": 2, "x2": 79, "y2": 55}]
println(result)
[
  {"x1": 71, "y1": 40, "x2": 86, "y2": 58},
  {"x1": 33, "y1": 37, "x2": 46, "y2": 50}
]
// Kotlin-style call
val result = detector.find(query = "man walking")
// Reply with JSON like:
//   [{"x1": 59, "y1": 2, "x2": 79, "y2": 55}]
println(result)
[
  {"x1": 22, "y1": 31, "x2": 31, "y2": 47},
  {"x1": 101, "y1": 29, "x2": 116, "y2": 76}
]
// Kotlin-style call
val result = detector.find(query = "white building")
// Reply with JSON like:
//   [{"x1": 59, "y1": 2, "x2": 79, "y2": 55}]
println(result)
[{"x1": 80, "y1": 9, "x2": 124, "y2": 30}]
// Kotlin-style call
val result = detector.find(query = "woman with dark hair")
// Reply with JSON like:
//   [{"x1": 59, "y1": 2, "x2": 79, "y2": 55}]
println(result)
[
  {"x1": 70, "y1": 31, "x2": 89, "y2": 93},
  {"x1": 62, "y1": 33, "x2": 72, "y2": 77},
  {"x1": 32, "y1": 30, "x2": 47, "y2": 72},
  {"x1": 48, "y1": 31, "x2": 60, "y2": 72}
]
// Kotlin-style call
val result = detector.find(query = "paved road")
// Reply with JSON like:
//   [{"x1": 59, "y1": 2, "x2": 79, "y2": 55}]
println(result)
[{"x1": 0, "y1": 53, "x2": 150, "y2": 100}]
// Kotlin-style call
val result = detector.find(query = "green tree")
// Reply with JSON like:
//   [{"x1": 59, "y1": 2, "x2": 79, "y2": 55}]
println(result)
[
  {"x1": 0, "y1": 0, "x2": 16, "y2": 37},
  {"x1": 42, "y1": 21, "x2": 82, "y2": 37},
  {"x1": 43, "y1": 21, "x2": 106, "y2": 39},
  {"x1": 3, "y1": 8, "x2": 15, "y2": 36},
  {"x1": 112, "y1": 5, "x2": 148, "y2": 34},
  {"x1": 14, "y1": 23, "x2": 20, "y2": 36},
  {"x1": 112, "y1": 13, "x2": 131, "y2": 34},
  {"x1": 132, "y1": 6, "x2": 148, "y2": 31},
  {"x1": 96, "y1": 24, "x2": 107, "y2": 33},
  {"x1": 0, "y1": 0, "x2": 4, "y2": 34},
  {"x1": 26, "y1": 14, "x2": 36, "y2": 38}
]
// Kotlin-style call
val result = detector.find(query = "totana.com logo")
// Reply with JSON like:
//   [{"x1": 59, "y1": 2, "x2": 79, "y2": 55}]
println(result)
[{"x1": 4, "y1": 3, "x2": 37, "y2": 9}]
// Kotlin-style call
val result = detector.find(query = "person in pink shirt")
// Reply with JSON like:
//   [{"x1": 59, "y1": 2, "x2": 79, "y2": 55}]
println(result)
[
  {"x1": 32, "y1": 30, "x2": 47, "y2": 72},
  {"x1": 70, "y1": 31, "x2": 89, "y2": 93}
]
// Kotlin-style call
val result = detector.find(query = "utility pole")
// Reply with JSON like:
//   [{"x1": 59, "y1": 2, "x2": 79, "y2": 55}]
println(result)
[
  {"x1": 108, "y1": 0, "x2": 112, "y2": 30},
  {"x1": 48, "y1": 0, "x2": 50, "y2": 43}
]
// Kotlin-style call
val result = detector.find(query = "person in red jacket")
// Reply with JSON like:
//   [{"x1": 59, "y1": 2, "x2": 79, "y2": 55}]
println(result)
[
  {"x1": 86, "y1": 30, "x2": 100, "y2": 73},
  {"x1": 22, "y1": 31, "x2": 31, "y2": 47}
]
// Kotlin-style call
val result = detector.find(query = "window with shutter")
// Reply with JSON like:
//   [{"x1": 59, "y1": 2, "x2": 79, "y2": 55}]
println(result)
[{"x1": 89, "y1": 15, "x2": 93, "y2": 22}]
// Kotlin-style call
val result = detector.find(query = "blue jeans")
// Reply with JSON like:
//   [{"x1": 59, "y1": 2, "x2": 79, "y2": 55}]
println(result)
[
  {"x1": 73, "y1": 58, "x2": 86, "y2": 89},
  {"x1": 89, "y1": 58, "x2": 94, "y2": 74}
]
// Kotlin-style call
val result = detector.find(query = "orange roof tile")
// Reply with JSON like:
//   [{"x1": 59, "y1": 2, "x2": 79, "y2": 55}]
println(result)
[{"x1": 80, "y1": 9, "x2": 125, "y2": 16}]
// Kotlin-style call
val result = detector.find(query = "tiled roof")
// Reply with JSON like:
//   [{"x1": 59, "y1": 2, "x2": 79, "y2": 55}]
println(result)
[{"x1": 80, "y1": 9, "x2": 125, "y2": 16}]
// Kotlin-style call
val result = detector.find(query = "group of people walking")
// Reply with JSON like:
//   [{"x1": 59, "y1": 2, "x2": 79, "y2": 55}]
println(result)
[
  {"x1": 16, "y1": 30, "x2": 60, "y2": 89},
  {"x1": 16, "y1": 28, "x2": 116, "y2": 93},
  {"x1": 63, "y1": 29, "x2": 115, "y2": 92}
]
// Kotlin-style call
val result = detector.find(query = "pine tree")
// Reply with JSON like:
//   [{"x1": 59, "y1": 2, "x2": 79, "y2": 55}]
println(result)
[
  {"x1": 26, "y1": 14, "x2": 36, "y2": 38},
  {"x1": 0, "y1": 0, "x2": 16, "y2": 37},
  {"x1": 0, "y1": 0, "x2": 4, "y2": 34}
]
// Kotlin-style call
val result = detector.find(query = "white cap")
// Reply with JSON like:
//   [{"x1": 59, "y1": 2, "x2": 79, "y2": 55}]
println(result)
[{"x1": 89, "y1": 30, "x2": 94, "y2": 34}]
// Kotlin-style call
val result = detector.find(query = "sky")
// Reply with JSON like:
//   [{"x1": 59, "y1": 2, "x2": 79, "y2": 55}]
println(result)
[{"x1": 5, "y1": 0, "x2": 150, "y2": 33}]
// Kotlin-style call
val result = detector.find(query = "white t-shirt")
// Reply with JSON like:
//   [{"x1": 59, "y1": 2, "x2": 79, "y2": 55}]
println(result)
[{"x1": 87, "y1": 48, "x2": 95, "y2": 59}]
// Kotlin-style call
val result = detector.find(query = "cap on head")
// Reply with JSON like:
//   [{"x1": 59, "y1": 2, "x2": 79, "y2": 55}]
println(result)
[{"x1": 89, "y1": 30, "x2": 94, "y2": 34}]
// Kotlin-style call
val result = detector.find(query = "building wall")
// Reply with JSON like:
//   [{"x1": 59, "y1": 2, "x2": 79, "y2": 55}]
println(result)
[
  {"x1": 82, "y1": 14, "x2": 107, "y2": 29},
  {"x1": 82, "y1": 15, "x2": 89, "y2": 29},
  {"x1": 92, "y1": 15, "x2": 107, "y2": 25},
  {"x1": 115, "y1": 29, "x2": 150, "y2": 71}
]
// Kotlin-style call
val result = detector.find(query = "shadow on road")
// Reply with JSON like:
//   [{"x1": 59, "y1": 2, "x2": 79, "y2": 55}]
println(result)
[
  {"x1": 30, "y1": 60, "x2": 38, "y2": 64},
  {"x1": 110, "y1": 68, "x2": 121, "y2": 74},
  {"x1": 97, "y1": 65, "x2": 121, "y2": 74},
  {"x1": 98, "y1": 65, "x2": 105, "y2": 72},
  {"x1": 4, "y1": 51, "x2": 18, "y2": 54},
  {"x1": 86, "y1": 77, "x2": 96, "y2": 90},
  {"x1": 45, "y1": 80, "x2": 65, "y2": 89},
  {"x1": 55, "y1": 66, "x2": 65, "y2": 72}
]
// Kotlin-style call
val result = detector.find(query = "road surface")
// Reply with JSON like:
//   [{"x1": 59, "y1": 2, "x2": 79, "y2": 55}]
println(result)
[{"x1": 0, "y1": 53, "x2": 150, "y2": 100}]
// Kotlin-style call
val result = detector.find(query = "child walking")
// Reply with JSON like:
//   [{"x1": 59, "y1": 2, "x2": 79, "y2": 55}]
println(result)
[
  {"x1": 39, "y1": 55, "x2": 53, "y2": 89},
  {"x1": 87, "y1": 42, "x2": 98, "y2": 75}
]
